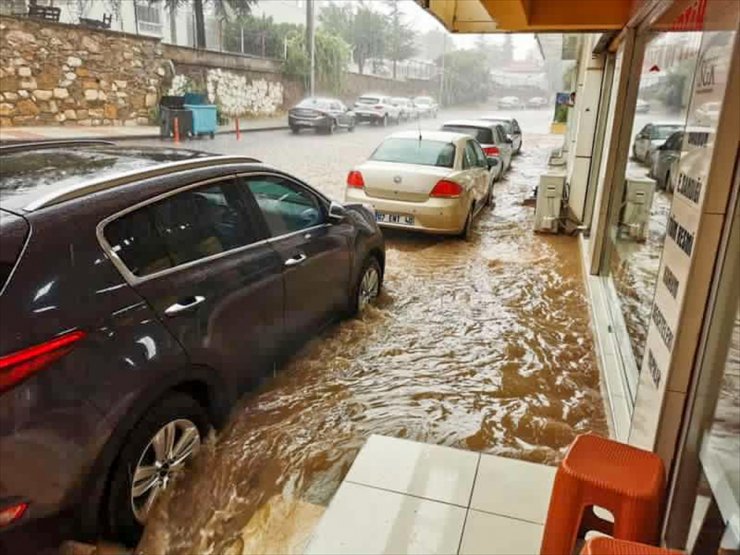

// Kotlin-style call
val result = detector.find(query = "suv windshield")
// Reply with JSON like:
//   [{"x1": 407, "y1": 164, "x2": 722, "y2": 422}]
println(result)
[
  {"x1": 442, "y1": 125, "x2": 493, "y2": 144},
  {"x1": 370, "y1": 138, "x2": 455, "y2": 168}
]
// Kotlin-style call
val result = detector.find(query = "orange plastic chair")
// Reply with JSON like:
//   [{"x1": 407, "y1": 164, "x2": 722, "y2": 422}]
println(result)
[
  {"x1": 540, "y1": 434, "x2": 665, "y2": 555},
  {"x1": 580, "y1": 537, "x2": 684, "y2": 555}
]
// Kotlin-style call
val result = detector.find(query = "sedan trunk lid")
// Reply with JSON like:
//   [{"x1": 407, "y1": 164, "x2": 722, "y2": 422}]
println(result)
[{"x1": 357, "y1": 161, "x2": 452, "y2": 202}]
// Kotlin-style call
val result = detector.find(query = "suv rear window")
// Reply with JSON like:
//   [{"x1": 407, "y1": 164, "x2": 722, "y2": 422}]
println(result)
[
  {"x1": 0, "y1": 210, "x2": 29, "y2": 294},
  {"x1": 370, "y1": 138, "x2": 455, "y2": 168},
  {"x1": 442, "y1": 125, "x2": 493, "y2": 144},
  {"x1": 358, "y1": 96, "x2": 380, "y2": 104}
]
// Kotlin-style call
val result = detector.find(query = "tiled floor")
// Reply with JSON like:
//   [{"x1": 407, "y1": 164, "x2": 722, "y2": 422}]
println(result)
[{"x1": 304, "y1": 435, "x2": 556, "y2": 555}]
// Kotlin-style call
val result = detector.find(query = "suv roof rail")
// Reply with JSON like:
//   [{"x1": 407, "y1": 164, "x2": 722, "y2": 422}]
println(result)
[
  {"x1": 25, "y1": 155, "x2": 264, "y2": 212},
  {"x1": 0, "y1": 139, "x2": 116, "y2": 154}
]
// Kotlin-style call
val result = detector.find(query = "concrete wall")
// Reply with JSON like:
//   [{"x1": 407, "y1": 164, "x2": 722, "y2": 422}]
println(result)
[{"x1": 340, "y1": 73, "x2": 437, "y2": 106}]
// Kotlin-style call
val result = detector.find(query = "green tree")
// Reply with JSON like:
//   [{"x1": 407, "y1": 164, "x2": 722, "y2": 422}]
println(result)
[
  {"x1": 319, "y1": 2, "x2": 385, "y2": 75},
  {"x1": 440, "y1": 49, "x2": 491, "y2": 106},
  {"x1": 385, "y1": 0, "x2": 416, "y2": 79},
  {"x1": 285, "y1": 29, "x2": 351, "y2": 95},
  {"x1": 155, "y1": 0, "x2": 258, "y2": 49},
  {"x1": 222, "y1": 14, "x2": 299, "y2": 58}
]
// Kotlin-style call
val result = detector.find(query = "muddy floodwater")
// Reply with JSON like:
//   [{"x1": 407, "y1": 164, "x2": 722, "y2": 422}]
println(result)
[{"x1": 138, "y1": 134, "x2": 608, "y2": 554}]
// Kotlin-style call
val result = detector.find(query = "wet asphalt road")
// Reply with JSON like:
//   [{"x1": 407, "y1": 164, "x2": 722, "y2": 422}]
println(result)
[{"x1": 133, "y1": 106, "x2": 608, "y2": 555}]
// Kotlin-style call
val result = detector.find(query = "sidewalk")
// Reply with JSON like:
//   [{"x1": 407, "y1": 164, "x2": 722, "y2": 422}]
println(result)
[{"x1": 0, "y1": 116, "x2": 288, "y2": 143}]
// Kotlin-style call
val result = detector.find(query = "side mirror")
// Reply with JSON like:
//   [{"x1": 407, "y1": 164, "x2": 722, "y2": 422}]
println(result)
[
  {"x1": 505, "y1": 135, "x2": 513, "y2": 144},
  {"x1": 328, "y1": 201, "x2": 347, "y2": 223},
  {"x1": 487, "y1": 157, "x2": 500, "y2": 170}
]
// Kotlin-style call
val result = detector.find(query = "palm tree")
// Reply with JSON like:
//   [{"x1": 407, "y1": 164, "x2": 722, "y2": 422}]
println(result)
[{"x1": 158, "y1": 0, "x2": 257, "y2": 49}]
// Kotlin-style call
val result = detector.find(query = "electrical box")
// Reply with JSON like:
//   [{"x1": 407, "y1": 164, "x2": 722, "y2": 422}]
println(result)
[
  {"x1": 534, "y1": 171, "x2": 566, "y2": 233},
  {"x1": 621, "y1": 175, "x2": 656, "y2": 242}
]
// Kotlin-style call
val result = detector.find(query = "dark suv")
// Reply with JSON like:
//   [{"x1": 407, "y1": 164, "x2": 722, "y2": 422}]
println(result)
[{"x1": 0, "y1": 141, "x2": 384, "y2": 548}]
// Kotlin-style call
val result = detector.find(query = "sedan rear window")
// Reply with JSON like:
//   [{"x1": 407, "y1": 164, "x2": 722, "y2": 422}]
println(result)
[
  {"x1": 653, "y1": 125, "x2": 683, "y2": 140},
  {"x1": 370, "y1": 138, "x2": 455, "y2": 168},
  {"x1": 442, "y1": 125, "x2": 493, "y2": 144},
  {"x1": 358, "y1": 96, "x2": 380, "y2": 104},
  {"x1": 296, "y1": 98, "x2": 332, "y2": 110}
]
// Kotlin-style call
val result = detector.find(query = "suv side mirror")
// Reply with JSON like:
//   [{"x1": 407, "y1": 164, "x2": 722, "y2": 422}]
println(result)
[
  {"x1": 505, "y1": 135, "x2": 513, "y2": 144},
  {"x1": 328, "y1": 201, "x2": 347, "y2": 223}
]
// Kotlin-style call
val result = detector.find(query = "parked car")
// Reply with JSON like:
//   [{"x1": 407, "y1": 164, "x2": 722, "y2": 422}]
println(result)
[
  {"x1": 0, "y1": 141, "x2": 384, "y2": 549},
  {"x1": 694, "y1": 101, "x2": 721, "y2": 126},
  {"x1": 391, "y1": 97, "x2": 419, "y2": 121},
  {"x1": 632, "y1": 121, "x2": 684, "y2": 164},
  {"x1": 478, "y1": 114, "x2": 523, "y2": 154},
  {"x1": 497, "y1": 96, "x2": 523, "y2": 110},
  {"x1": 344, "y1": 131, "x2": 496, "y2": 240},
  {"x1": 413, "y1": 96, "x2": 439, "y2": 118},
  {"x1": 527, "y1": 96, "x2": 548, "y2": 109},
  {"x1": 635, "y1": 98, "x2": 651, "y2": 113},
  {"x1": 649, "y1": 130, "x2": 683, "y2": 191},
  {"x1": 353, "y1": 94, "x2": 401, "y2": 126},
  {"x1": 440, "y1": 120, "x2": 512, "y2": 181},
  {"x1": 288, "y1": 97, "x2": 355, "y2": 134}
]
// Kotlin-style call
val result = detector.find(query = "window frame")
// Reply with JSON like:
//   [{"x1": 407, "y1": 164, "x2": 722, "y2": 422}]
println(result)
[
  {"x1": 462, "y1": 140, "x2": 478, "y2": 170},
  {"x1": 97, "y1": 174, "x2": 267, "y2": 286},
  {"x1": 471, "y1": 141, "x2": 488, "y2": 168}
]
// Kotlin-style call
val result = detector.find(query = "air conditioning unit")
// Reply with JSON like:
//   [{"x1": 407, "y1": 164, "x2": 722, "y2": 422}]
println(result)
[
  {"x1": 535, "y1": 171, "x2": 566, "y2": 233},
  {"x1": 621, "y1": 175, "x2": 656, "y2": 242}
]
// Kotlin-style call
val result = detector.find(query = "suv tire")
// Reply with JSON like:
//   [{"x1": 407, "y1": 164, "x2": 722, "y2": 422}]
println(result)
[{"x1": 107, "y1": 393, "x2": 210, "y2": 546}]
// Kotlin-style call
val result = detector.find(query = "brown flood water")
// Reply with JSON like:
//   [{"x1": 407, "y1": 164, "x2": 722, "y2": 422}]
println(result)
[{"x1": 138, "y1": 135, "x2": 608, "y2": 554}]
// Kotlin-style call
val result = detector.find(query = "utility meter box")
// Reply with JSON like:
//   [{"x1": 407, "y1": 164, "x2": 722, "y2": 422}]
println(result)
[
  {"x1": 535, "y1": 171, "x2": 566, "y2": 233},
  {"x1": 621, "y1": 175, "x2": 656, "y2": 242}
]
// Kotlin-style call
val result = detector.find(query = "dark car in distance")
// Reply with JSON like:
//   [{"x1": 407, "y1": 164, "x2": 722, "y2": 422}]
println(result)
[
  {"x1": 288, "y1": 97, "x2": 356, "y2": 134},
  {"x1": 0, "y1": 141, "x2": 384, "y2": 549}
]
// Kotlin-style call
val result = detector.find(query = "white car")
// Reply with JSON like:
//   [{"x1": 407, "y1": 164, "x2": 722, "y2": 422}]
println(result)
[
  {"x1": 345, "y1": 131, "x2": 495, "y2": 239},
  {"x1": 527, "y1": 96, "x2": 548, "y2": 109},
  {"x1": 391, "y1": 97, "x2": 419, "y2": 121},
  {"x1": 354, "y1": 94, "x2": 401, "y2": 126},
  {"x1": 635, "y1": 98, "x2": 651, "y2": 113},
  {"x1": 632, "y1": 121, "x2": 684, "y2": 164},
  {"x1": 694, "y1": 101, "x2": 721, "y2": 126},
  {"x1": 497, "y1": 96, "x2": 523, "y2": 110},
  {"x1": 413, "y1": 96, "x2": 438, "y2": 118}
]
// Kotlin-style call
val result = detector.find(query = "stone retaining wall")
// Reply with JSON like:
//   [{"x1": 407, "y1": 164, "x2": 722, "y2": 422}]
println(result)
[{"x1": 0, "y1": 16, "x2": 167, "y2": 127}]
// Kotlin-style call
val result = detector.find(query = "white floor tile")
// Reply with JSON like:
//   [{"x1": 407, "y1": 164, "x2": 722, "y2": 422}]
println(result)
[
  {"x1": 345, "y1": 434, "x2": 480, "y2": 507},
  {"x1": 305, "y1": 482, "x2": 467, "y2": 555},
  {"x1": 459, "y1": 510, "x2": 544, "y2": 555},
  {"x1": 470, "y1": 454, "x2": 556, "y2": 524}
]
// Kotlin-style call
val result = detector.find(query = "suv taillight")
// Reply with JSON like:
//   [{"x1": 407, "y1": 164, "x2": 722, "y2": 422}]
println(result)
[
  {"x1": 430, "y1": 180, "x2": 462, "y2": 198},
  {"x1": 483, "y1": 146, "x2": 499, "y2": 156},
  {"x1": 0, "y1": 330, "x2": 86, "y2": 393},
  {"x1": 347, "y1": 171, "x2": 365, "y2": 189}
]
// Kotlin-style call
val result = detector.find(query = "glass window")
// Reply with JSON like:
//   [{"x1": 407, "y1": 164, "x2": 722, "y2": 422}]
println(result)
[
  {"x1": 441, "y1": 125, "x2": 493, "y2": 144},
  {"x1": 105, "y1": 179, "x2": 257, "y2": 277},
  {"x1": 495, "y1": 125, "x2": 507, "y2": 143},
  {"x1": 511, "y1": 119, "x2": 520, "y2": 133},
  {"x1": 472, "y1": 141, "x2": 488, "y2": 167},
  {"x1": 245, "y1": 176, "x2": 324, "y2": 236},
  {"x1": 370, "y1": 138, "x2": 455, "y2": 168},
  {"x1": 462, "y1": 141, "x2": 478, "y2": 169}
]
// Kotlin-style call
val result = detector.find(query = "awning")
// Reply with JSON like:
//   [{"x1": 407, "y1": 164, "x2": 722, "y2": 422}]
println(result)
[{"x1": 418, "y1": 0, "x2": 636, "y2": 33}]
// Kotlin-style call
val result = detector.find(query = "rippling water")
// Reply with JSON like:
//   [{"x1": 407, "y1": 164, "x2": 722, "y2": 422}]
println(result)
[{"x1": 138, "y1": 135, "x2": 607, "y2": 555}]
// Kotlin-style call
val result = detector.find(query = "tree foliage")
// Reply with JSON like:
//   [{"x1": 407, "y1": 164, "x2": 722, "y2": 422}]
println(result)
[
  {"x1": 440, "y1": 49, "x2": 491, "y2": 106},
  {"x1": 318, "y1": 1, "x2": 388, "y2": 75},
  {"x1": 155, "y1": 0, "x2": 258, "y2": 49},
  {"x1": 385, "y1": 0, "x2": 416, "y2": 79},
  {"x1": 285, "y1": 29, "x2": 351, "y2": 95},
  {"x1": 222, "y1": 14, "x2": 300, "y2": 58}
]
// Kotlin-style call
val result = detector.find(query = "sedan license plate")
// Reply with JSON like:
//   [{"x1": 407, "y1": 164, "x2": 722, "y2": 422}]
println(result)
[{"x1": 376, "y1": 211, "x2": 414, "y2": 226}]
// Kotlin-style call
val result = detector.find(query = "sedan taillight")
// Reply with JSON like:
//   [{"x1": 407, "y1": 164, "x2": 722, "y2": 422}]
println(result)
[
  {"x1": 347, "y1": 170, "x2": 365, "y2": 189},
  {"x1": 0, "y1": 330, "x2": 86, "y2": 392},
  {"x1": 430, "y1": 180, "x2": 463, "y2": 198},
  {"x1": 483, "y1": 146, "x2": 500, "y2": 156}
]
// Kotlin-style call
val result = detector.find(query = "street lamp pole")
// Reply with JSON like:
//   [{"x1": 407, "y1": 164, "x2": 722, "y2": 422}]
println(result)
[{"x1": 306, "y1": 0, "x2": 316, "y2": 96}]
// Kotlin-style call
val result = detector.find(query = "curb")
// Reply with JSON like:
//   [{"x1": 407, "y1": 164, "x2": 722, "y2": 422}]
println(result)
[{"x1": 0, "y1": 124, "x2": 290, "y2": 144}]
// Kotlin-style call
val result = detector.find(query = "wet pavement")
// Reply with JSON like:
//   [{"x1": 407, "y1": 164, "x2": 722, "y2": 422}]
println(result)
[{"x1": 134, "y1": 112, "x2": 608, "y2": 554}]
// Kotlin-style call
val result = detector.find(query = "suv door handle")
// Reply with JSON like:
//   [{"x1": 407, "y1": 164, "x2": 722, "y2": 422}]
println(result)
[
  {"x1": 284, "y1": 253, "x2": 307, "y2": 267},
  {"x1": 164, "y1": 295, "x2": 205, "y2": 316}
]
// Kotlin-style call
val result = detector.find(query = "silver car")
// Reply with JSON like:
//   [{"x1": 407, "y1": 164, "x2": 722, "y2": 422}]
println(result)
[
  {"x1": 649, "y1": 130, "x2": 683, "y2": 191},
  {"x1": 440, "y1": 120, "x2": 512, "y2": 181},
  {"x1": 345, "y1": 131, "x2": 496, "y2": 239},
  {"x1": 632, "y1": 121, "x2": 683, "y2": 164}
]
